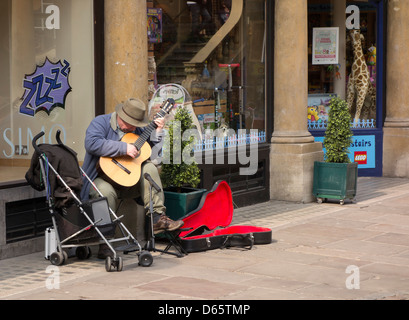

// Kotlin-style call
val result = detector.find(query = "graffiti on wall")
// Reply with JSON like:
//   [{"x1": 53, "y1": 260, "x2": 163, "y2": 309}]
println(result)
[{"x1": 19, "y1": 58, "x2": 71, "y2": 117}]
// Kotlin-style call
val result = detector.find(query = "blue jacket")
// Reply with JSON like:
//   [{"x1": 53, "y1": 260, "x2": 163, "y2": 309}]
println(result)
[{"x1": 80, "y1": 112, "x2": 160, "y2": 200}]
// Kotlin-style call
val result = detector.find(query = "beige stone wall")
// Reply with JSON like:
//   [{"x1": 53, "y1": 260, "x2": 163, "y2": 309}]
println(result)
[
  {"x1": 104, "y1": 0, "x2": 149, "y2": 113},
  {"x1": 383, "y1": 0, "x2": 409, "y2": 177}
]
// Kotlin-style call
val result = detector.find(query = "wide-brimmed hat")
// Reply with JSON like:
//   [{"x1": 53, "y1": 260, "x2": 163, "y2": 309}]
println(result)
[{"x1": 115, "y1": 98, "x2": 149, "y2": 127}]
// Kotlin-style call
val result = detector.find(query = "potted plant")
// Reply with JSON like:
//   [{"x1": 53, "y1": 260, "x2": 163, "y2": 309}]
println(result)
[
  {"x1": 312, "y1": 96, "x2": 358, "y2": 205},
  {"x1": 160, "y1": 106, "x2": 206, "y2": 219}
]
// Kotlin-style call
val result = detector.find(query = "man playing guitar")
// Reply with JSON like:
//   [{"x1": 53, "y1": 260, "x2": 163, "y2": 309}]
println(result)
[{"x1": 80, "y1": 97, "x2": 184, "y2": 259}]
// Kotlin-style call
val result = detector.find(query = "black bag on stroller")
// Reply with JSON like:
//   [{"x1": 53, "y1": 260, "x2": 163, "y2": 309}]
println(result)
[{"x1": 25, "y1": 140, "x2": 83, "y2": 208}]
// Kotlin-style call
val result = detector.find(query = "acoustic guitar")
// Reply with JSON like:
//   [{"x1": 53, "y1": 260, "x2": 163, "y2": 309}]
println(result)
[{"x1": 98, "y1": 98, "x2": 175, "y2": 187}]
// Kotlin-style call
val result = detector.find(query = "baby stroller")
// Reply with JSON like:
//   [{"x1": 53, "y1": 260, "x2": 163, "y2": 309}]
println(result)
[{"x1": 26, "y1": 130, "x2": 153, "y2": 272}]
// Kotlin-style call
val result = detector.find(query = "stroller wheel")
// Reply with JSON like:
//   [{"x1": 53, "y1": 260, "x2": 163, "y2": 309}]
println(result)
[
  {"x1": 76, "y1": 246, "x2": 91, "y2": 260},
  {"x1": 105, "y1": 256, "x2": 113, "y2": 272},
  {"x1": 50, "y1": 252, "x2": 65, "y2": 266},
  {"x1": 138, "y1": 251, "x2": 153, "y2": 267},
  {"x1": 105, "y1": 256, "x2": 123, "y2": 272},
  {"x1": 116, "y1": 257, "x2": 123, "y2": 272}
]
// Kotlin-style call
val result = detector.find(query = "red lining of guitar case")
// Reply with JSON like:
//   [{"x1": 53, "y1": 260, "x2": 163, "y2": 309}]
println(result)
[
  {"x1": 178, "y1": 180, "x2": 272, "y2": 252},
  {"x1": 179, "y1": 180, "x2": 233, "y2": 238}
]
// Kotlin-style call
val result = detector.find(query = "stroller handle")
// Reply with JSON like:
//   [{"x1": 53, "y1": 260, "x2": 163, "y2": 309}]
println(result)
[
  {"x1": 32, "y1": 130, "x2": 64, "y2": 154},
  {"x1": 32, "y1": 131, "x2": 45, "y2": 154},
  {"x1": 56, "y1": 130, "x2": 63, "y2": 145}
]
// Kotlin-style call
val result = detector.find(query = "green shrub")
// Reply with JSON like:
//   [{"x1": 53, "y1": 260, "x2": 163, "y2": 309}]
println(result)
[
  {"x1": 160, "y1": 106, "x2": 201, "y2": 190},
  {"x1": 324, "y1": 97, "x2": 353, "y2": 163}
]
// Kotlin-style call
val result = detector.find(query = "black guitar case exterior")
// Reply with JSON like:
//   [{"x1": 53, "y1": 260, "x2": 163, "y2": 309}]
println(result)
[{"x1": 178, "y1": 181, "x2": 272, "y2": 253}]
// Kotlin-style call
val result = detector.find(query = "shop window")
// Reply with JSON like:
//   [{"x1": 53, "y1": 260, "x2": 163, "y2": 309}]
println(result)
[
  {"x1": 307, "y1": 0, "x2": 378, "y2": 130},
  {"x1": 151, "y1": 0, "x2": 266, "y2": 148},
  {"x1": 0, "y1": 0, "x2": 95, "y2": 184}
]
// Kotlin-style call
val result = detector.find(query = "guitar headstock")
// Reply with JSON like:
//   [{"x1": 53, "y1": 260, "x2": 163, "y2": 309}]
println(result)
[
  {"x1": 152, "y1": 98, "x2": 176, "y2": 121},
  {"x1": 161, "y1": 98, "x2": 175, "y2": 114}
]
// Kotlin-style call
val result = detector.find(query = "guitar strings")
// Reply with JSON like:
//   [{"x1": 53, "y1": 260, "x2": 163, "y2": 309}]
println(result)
[{"x1": 133, "y1": 103, "x2": 170, "y2": 150}]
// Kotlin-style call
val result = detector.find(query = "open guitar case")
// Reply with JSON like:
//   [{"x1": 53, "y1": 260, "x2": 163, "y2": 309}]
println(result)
[{"x1": 177, "y1": 180, "x2": 272, "y2": 253}]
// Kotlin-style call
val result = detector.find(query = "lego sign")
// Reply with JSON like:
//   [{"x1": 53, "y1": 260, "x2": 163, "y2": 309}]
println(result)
[
  {"x1": 315, "y1": 135, "x2": 375, "y2": 169},
  {"x1": 354, "y1": 151, "x2": 367, "y2": 165},
  {"x1": 350, "y1": 136, "x2": 375, "y2": 169}
]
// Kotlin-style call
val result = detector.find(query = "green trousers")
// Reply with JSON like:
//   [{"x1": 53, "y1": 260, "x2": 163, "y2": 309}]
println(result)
[{"x1": 90, "y1": 161, "x2": 166, "y2": 215}]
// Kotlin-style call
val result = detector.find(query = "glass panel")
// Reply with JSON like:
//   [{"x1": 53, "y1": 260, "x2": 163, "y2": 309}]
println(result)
[
  {"x1": 0, "y1": 0, "x2": 95, "y2": 183},
  {"x1": 152, "y1": 0, "x2": 266, "y2": 148},
  {"x1": 308, "y1": 0, "x2": 377, "y2": 130}
]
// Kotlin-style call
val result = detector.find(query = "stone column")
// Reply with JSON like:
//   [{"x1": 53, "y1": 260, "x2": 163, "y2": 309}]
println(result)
[
  {"x1": 104, "y1": 0, "x2": 148, "y2": 113},
  {"x1": 270, "y1": 0, "x2": 323, "y2": 202},
  {"x1": 383, "y1": 0, "x2": 409, "y2": 177},
  {"x1": 104, "y1": 1, "x2": 148, "y2": 234}
]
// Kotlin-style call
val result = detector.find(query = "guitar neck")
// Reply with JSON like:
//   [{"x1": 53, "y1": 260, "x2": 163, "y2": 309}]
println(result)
[{"x1": 133, "y1": 108, "x2": 167, "y2": 150}]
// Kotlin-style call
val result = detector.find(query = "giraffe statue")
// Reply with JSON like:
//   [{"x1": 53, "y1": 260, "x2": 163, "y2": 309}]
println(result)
[{"x1": 346, "y1": 29, "x2": 376, "y2": 124}]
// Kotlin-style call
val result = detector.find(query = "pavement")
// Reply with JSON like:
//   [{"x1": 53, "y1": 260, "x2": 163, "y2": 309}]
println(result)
[{"x1": 1, "y1": 176, "x2": 409, "y2": 303}]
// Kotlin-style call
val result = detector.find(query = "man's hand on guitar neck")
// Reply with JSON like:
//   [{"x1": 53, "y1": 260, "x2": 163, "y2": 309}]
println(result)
[{"x1": 154, "y1": 117, "x2": 165, "y2": 133}]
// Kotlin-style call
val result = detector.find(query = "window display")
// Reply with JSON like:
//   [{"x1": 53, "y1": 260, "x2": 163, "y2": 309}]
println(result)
[
  {"x1": 152, "y1": 0, "x2": 266, "y2": 142},
  {"x1": 0, "y1": 0, "x2": 95, "y2": 184},
  {"x1": 308, "y1": 0, "x2": 378, "y2": 129}
]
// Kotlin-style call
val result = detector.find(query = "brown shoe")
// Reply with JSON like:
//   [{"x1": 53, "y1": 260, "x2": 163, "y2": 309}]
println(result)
[{"x1": 153, "y1": 215, "x2": 184, "y2": 234}]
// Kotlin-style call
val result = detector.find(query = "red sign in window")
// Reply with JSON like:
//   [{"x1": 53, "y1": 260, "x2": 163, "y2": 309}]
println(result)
[{"x1": 354, "y1": 151, "x2": 367, "y2": 165}]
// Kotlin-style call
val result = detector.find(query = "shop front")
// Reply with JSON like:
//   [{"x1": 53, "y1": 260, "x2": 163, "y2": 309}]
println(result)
[{"x1": 306, "y1": 0, "x2": 385, "y2": 177}]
